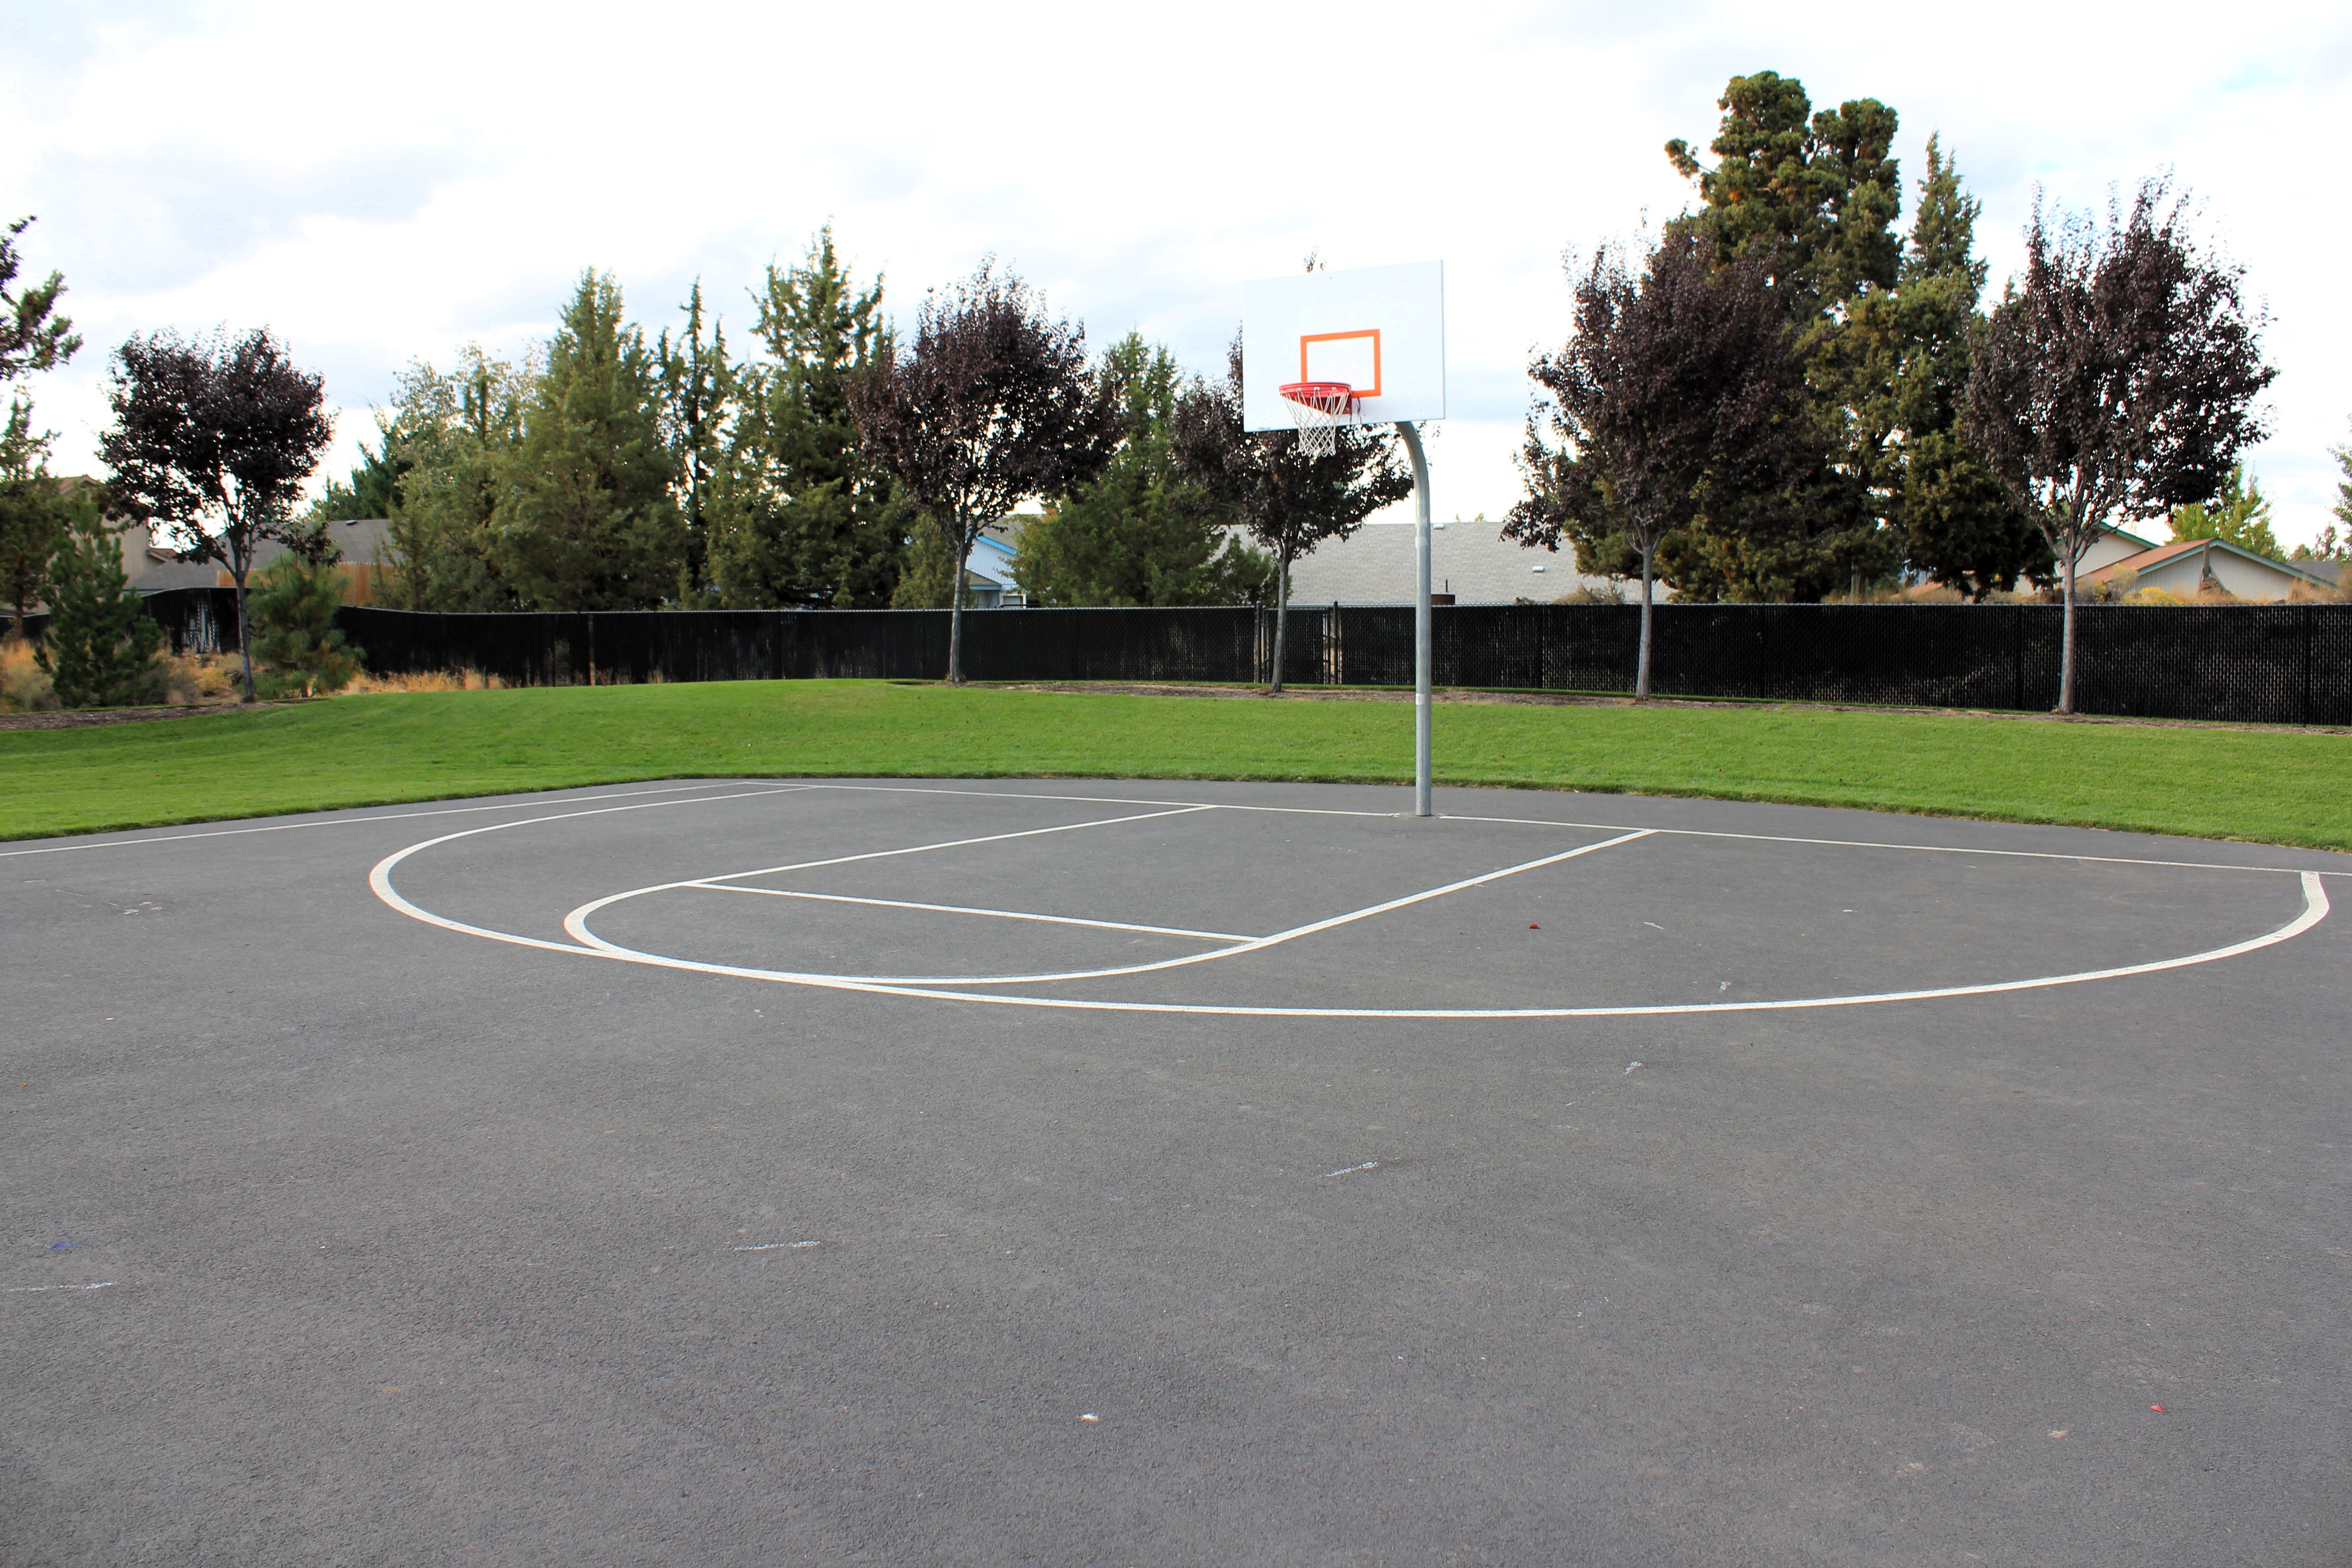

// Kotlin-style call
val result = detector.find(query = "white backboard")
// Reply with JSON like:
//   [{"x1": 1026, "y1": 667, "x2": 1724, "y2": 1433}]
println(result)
[{"x1": 1242, "y1": 260, "x2": 1445, "y2": 431}]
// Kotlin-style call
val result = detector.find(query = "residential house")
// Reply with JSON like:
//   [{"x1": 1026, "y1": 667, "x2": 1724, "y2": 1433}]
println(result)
[
  {"x1": 2084, "y1": 537, "x2": 2334, "y2": 602},
  {"x1": 121, "y1": 516, "x2": 396, "y2": 603},
  {"x1": 1286, "y1": 516, "x2": 1615, "y2": 604}
]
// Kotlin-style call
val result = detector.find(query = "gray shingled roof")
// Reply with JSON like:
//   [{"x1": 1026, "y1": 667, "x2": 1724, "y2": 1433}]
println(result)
[{"x1": 1284, "y1": 520, "x2": 1616, "y2": 605}]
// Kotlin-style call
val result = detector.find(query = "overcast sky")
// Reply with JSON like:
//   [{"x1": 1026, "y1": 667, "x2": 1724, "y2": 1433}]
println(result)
[{"x1": 5, "y1": 0, "x2": 2347, "y2": 545}]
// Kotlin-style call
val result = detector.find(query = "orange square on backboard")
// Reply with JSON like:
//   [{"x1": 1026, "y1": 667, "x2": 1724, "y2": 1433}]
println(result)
[{"x1": 1299, "y1": 330, "x2": 1382, "y2": 400}]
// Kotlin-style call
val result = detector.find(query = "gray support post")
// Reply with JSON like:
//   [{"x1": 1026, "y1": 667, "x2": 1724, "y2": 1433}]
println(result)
[{"x1": 1398, "y1": 421, "x2": 1433, "y2": 817}]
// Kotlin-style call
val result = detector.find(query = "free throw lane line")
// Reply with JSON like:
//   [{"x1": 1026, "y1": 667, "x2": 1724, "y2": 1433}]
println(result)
[{"x1": 562, "y1": 830, "x2": 1656, "y2": 986}]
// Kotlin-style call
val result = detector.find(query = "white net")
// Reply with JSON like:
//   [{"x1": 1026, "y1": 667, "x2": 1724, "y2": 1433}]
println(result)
[{"x1": 1279, "y1": 382, "x2": 1356, "y2": 459}]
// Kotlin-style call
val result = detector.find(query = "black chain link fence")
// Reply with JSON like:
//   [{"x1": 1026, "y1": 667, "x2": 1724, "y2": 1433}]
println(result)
[{"x1": 94, "y1": 587, "x2": 2352, "y2": 726}]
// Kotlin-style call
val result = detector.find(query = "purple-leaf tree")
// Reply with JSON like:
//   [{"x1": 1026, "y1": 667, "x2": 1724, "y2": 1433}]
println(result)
[
  {"x1": 101, "y1": 328, "x2": 335, "y2": 702},
  {"x1": 1170, "y1": 336, "x2": 1411, "y2": 694},
  {"x1": 1963, "y1": 179, "x2": 2275, "y2": 715},
  {"x1": 849, "y1": 261, "x2": 1120, "y2": 683},
  {"x1": 1505, "y1": 230, "x2": 1804, "y2": 699}
]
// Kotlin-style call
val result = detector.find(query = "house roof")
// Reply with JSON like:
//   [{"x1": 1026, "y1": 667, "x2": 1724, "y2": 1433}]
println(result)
[{"x1": 2086, "y1": 536, "x2": 2332, "y2": 588}]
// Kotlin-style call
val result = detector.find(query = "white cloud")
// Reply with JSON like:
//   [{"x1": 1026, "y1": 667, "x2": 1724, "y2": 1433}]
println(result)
[{"x1": 4, "y1": 0, "x2": 2345, "y2": 543}]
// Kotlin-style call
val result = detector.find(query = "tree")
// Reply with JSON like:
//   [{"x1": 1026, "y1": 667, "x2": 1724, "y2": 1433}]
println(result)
[
  {"x1": 0, "y1": 217, "x2": 80, "y2": 384},
  {"x1": 850, "y1": 260, "x2": 1121, "y2": 682},
  {"x1": 2167, "y1": 462, "x2": 2280, "y2": 557},
  {"x1": 1015, "y1": 333, "x2": 1272, "y2": 608},
  {"x1": 377, "y1": 350, "x2": 531, "y2": 612},
  {"x1": 1964, "y1": 180, "x2": 2276, "y2": 713},
  {"x1": 1836, "y1": 137, "x2": 2051, "y2": 598},
  {"x1": 2336, "y1": 424, "x2": 2352, "y2": 530},
  {"x1": 718, "y1": 228, "x2": 907, "y2": 608},
  {"x1": 1171, "y1": 336, "x2": 1412, "y2": 693},
  {"x1": 249, "y1": 552, "x2": 363, "y2": 697},
  {"x1": 1662, "y1": 71, "x2": 1902, "y2": 599},
  {"x1": 0, "y1": 399, "x2": 70, "y2": 637},
  {"x1": 496, "y1": 271, "x2": 681, "y2": 611},
  {"x1": 660, "y1": 280, "x2": 733, "y2": 601},
  {"x1": 100, "y1": 327, "x2": 335, "y2": 701},
  {"x1": 308, "y1": 419, "x2": 407, "y2": 521},
  {"x1": 35, "y1": 508, "x2": 162, "y2": 707},
  {"x1": 1506, "y1": 232, "x2": 1806, "y2": 698},
  {"x1": 0, "y1": 216, "x2": 82, "y2": 638}
]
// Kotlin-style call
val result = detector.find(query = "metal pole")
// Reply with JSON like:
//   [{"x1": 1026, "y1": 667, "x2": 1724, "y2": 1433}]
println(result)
[{"x1": 1398, "y1": 421, "x2": 1432, "y2": 817}]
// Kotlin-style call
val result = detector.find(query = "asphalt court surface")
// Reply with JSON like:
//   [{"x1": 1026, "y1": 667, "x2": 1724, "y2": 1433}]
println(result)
[{"x1": 5, "y1": 778, "x2": 2350, "y2": 1566}]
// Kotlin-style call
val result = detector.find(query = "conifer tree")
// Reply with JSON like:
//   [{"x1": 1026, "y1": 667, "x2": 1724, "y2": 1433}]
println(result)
[
  {"x1": 1015, "y1": 333, "x2": 1271, "y2": 607},
  {"x1": 0, "y1": 397, "x2": 70, "y2": 637},
  {"x1": 496, "y1": 272, "x2": 681, "y2": 610},
  {"x1": 249, "y1": 551, "x2": 363, "y2": 696},
  {"x1": 2167, "y1": 463, "x2": 2280, "y2": 557},
  {"x1": 660, "y1": 280, "x2": 733, "y2": 601},
  {"x1": 36, "y1": 505, "x2": 162, "y2": 707},
  {"x1": 379, "y1": 349, "x2": 531, "y2": 611},
  {"x1": 1842, "y1": 137, "x2": 2051, "y2": 598},
  {"x1": 718, "y1": 229, "x2": 905, "y2": 608},
  {"x1": 1662, "y1": 72, "x2": 1903, "y2": 600}
]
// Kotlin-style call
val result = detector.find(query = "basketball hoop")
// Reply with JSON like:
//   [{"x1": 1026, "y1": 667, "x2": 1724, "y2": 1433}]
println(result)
[{"x1": 1279, "y1": 381, "x2": 1357, "y2": 458}]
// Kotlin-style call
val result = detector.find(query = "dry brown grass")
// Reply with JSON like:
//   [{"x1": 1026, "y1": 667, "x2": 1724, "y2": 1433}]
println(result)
[
  {"x1": 345, "y1": 667, "x2": 506, "y2": 694},
  {"x1": 1, "y1": 639, "x2": 56, "y2": 713}
]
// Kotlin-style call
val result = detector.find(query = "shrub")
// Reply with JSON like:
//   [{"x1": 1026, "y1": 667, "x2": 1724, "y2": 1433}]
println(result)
[
  {"x1": 249, "y1": 553, "x2": 363, "y2": 698},
  {"x1": 35, "y1": 517, "x2": 163, "y2": 707},
  {"x1": 0, "y1": 637, "x2": 56, "y2": 712}
]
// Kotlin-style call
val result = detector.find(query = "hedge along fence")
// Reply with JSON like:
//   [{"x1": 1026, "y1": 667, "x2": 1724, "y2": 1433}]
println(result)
[{"x1": 97, "y1": 587, "x2": 2352, "y2": 726}]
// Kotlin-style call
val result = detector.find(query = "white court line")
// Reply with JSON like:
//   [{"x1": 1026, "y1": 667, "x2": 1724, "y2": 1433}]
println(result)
[
  {"x1": 564, "y1": 830, "x2": 1656, "y2": 986},
  {"x1": 800, "y1": 782, "x2": 2348, "y2": 879},
  {"x1": 367, "y1": 786, "x2": 821, "y2": 958},
  {"x1": 0, "y1": 780, "x2": 761, "y2": 859},
  {"x1": 366, "y1": 784, "x2": 2338, "y2": 1017},
  {"x1": 693, "y1": 884, "x2": 1253, "y2": 943},
  {"x1": 372, "y1": 796, "x2": 1210, "y2": 960},
  {"x1": 553, "y1": 872, "x2": 2333, "y2": 1019},
  {"x1": 688, "y1": 804, "x2": 1217, "y2": 883}
]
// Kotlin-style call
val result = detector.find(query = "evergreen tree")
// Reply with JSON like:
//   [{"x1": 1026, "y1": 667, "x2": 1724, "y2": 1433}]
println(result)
[
  {"x1": 249, "y1": 551, "x2": 363, "y2": 696},
  {"x1": 2167, "y1": 463, "x2": 2281, "y2": 557},
  {"x1": 1853, "y1": 137, "x2": 2052, "y2": 598},
  {"x1": 0, "y1": 397, "x2": 69, "y2": 637},
  {"x1": 495, "y1": 272, "x2": 681, "y2": 611},
  {"x1": 2335, "y1": 425, "x2": 2352, "y2": 530},
  {"x1": 308, "y1": 420, "x2": 407, "y2": 521},
  {"x1": 0, "y1": 217, "x2": 80, "y2": 384},
  {"x1": 35, "y1": 506, "x2": 162, "y2": 707},
  {"x1": 1014, "y1": 333, "x2": 1271, "y2": 607},
  {"x1": 379, "y1": 350, "x2": 531, "y2": 611},
  {"x1": 660, "y1": 280, "x2": 733, "y2": 601},
  {"x1": 716, "y1": 228, "x2": 906, "y2": 608},
  {"x1": 1663, "y1": 71, "x2": 1905, "y2": 600}
]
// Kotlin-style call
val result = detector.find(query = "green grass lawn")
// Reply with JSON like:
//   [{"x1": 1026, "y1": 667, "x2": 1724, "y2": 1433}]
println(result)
[{"x1": 4, "y1": 679, "x2": 2347, "y2": 849}]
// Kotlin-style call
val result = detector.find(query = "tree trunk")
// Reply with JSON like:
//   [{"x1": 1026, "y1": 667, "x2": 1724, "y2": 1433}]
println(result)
[
  {"x1": 233, "y1": 566, "x2": 255, "y2": 703},
  {"x1": 946, "y1": 528, "x2": 970, "y2": 684},
  {"x1": 1269, "y1": 552, "x2": 1290, "y2": 695},
  {"x1": 1635, "y1": 544, "x2": 1656, "y2": 701},
  {"x1": 2057, "y1": 547, "x2": 2077, "y2": 715}
]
